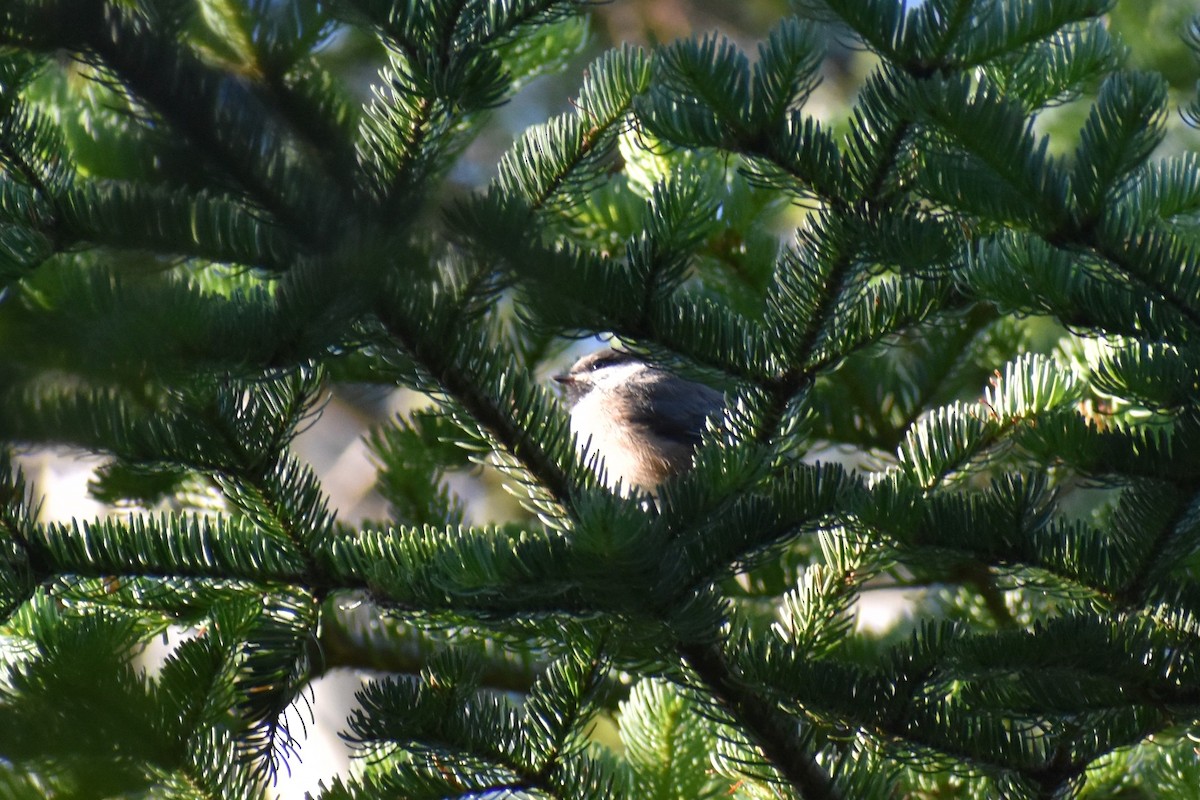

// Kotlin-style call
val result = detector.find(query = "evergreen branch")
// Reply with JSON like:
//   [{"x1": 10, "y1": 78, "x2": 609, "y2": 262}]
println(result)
[
  {"x1": 757, "y1": 212, "x2": 872, "y2": 441},
  {"x1": 475, "y1": 0, "x2": 588, "y2": 44},
  {"x1": 935, "y1": 0, "x2": 1114, "y2": 71},
  {"x1": 0, "y1": 117, "x2": 58, "y2": 206},
  {"x1": 750, "y1": 18, "x2": 825, "y2": 132},
  {"x1": 33, "y1": 513, "x2": 309, "y2": 585},
  {"x1": 494, "y1": 114, "x2": 613, "y2": 213},
  {"x1": 667, "y1": 461, "x2": 857, "y2": 593},
  {"x1": 757, "y1": 69, "x2": 920, "y2": 433},
  {"x1": 0, "y1": 453, "x2": 38, "y2": 622},
  {"x1": 345, "y1": 644, "x2": 615, "y2": 799},
  {"x1": 1112, "y1": 482, "x2": 1200, "y2": 608},
  {"x1": 739, "y1": 114, "x2": 847, "y2": 205},
  {"x1": 1071, "y1": 71, "x2": 1168, "y2": 219},
  {"x1": 1091, "y1": 340, "x2": 1199, "y2": 413},
  {"x1": 805, "y1": 275, "x2": 956, "y2": 375},
  {"x1": 58, "y1": 180, "x2": 297, "y2": 272},
  {"x1": 910, "y1": 74, "x2": 1067, "y2": 229},
  {"x1": 496, "y1": 41, "x2": 651, "y2": 217},
  {"x1": 890, "y1": 351, "x2": 1081, "y2": 489},
  {"x1": 367, "y1": 410, "x2": 468, "y2": 528},
  {"x1": 258, "y1": 59, "x2": 363, "y2": 195},
  {"x1": 620, "y1": 678, "x2": 727, "y2": 799},
  {"x1": 0, "y1": 604, "x2": 209, "y2": 796},
  {"x1": 358, "y1": 58, "x2": 440, "y2": 206},
  {"x1": 912, "y1": 0, "x2": 975, "y2": 66},
  {"x1": 214, "y1": 456, "x2": 334, "y2": 577},
  {"x1": 524, "y1": 641, "x2": 608, "y2": 783},
  {"x1": 317, "y1": 608, "x2": 544, "y2": 693},
  {"x1": 328, "y1": 524, "x2": 592, "y2": 620},
  {"x1": 3, "y1": 1, "x2": 1200, "y2": 796},
  {"x1": 679, "y1": 639, "x2": 841, "y2": 800},
  {"x1": 1069, "y1": 218, "x2": 1200, "y2": 338},
  {"x1": 376, "y1": 308, "x2": 579, "y2": 510},
  {"x1": 804, "y1": 311, "x2": 997, "y2": 456},
  {"x1": 864, "y1": 481, "x2": 1121, "y2": 606},
  {"x1": 358, "y1": 0, "x2": 590, "y2": 210},
  {"x1": 981, "y1": 22, "x2": 1119, "y2": 112},
  {"x1": 754, "y1": 621, "x2": 1182, "y2": 781},
  {"x1": 795, "y1": 0, "x2": 909, "y2": 64},
  {"x1": 483, "y1": 215, "x2": 772, "y2": 383},
  {"x1": 962, "y1": 231, "x2": 1200, "y2": 342},
  {"x1": 24, "y1": 0, "x2": 344, "y2": 246},
  {"x1": 232, "y1": 590, "x2": 320, "y2": 773},
  {"x1": 968, "y1": 221, "x2": 1200, "y2": 344},
  {"x1": 159, "y1": 604, "x2": 257, "y2": 746},
  {"x1": 638, "y1": 21, "x2": 839, "y2": 204},
  {"x1": 1122, "y1": 154, "x2": 1200, "y2": 224},
  {"x1": 894, "y1": 401, "x2": 1004, "y2": 490},
  {"x1": 157, "y1": 603, "x2": 277, "y2": 798}
]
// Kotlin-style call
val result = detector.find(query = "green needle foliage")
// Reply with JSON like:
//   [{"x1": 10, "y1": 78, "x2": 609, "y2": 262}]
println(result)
[{"x1": 1, "y1": 0, "x2": 1200, "y2": 797}]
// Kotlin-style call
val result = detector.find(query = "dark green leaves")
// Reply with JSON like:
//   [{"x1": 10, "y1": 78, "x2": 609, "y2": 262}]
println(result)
[
  {"x1": 344, "y1": 644, "x2": 613, "y2": 798},
  {"x1": 643, "y1": 32, "x2": 751, "y2": 149},
  {"x1": 1073, "y1": 71, "x2": 1169, "y2": 218},
  {"x1": 620, "y1": 679, "x2": 727, "y2": 800},
  {"x1": 800, "y1": 0, "x2": 1114, "y2": 73},
  {"x1": 355, "y1": 0, "x2": 591, "y2": 204},
  {"x1": 0, "y1": 599, "x2": 264, "y2": 798},
  {"x1": 640, "y1": 19, "x2": 824, "y2": 150},
  {"x1": 910, "y1": 74, "x2": 1068, "y2": 229}
]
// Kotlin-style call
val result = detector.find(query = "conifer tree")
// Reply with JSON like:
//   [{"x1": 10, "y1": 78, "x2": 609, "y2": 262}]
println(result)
[{"x1": 2, "y1": 0, "x2": 1200, "y2": 798}]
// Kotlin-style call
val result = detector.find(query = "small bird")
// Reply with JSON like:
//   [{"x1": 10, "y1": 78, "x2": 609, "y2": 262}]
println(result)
[{"x1": 555, "y1": 348, "x2": 724, "y2": 493}]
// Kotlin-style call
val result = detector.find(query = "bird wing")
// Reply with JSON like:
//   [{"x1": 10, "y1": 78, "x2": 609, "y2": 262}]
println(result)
[{"x1": 628, "y1": 378, "x2": 723, "y2": 448}]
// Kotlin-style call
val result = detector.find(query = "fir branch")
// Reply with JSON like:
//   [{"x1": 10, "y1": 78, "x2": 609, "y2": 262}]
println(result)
[
  {"x1": 214, "y1": 457, "x2": 333, "y2": 574},
  {"x1": 912, "y1": 0, "x2": 976, "y2": 67},
  {"x1": 316, "y1": 608, "x2": 544, "y2": 693},
  {"x1": 679, "y1": 639, "x2": 841, "y2": 800},
  {"x1": 755, "y1": 71, "x2": 925, "y2": 441},
  {"x1": 1112, "y1": 482, "x2": 1200, "y2": 608},
  {"x1": 1056, "y1": 218, "x2": 1200, "y2": 338},
  {"x1": 496, "y1": 41, "x2": 651, "y2": 217},
  {"x1": 376, "y1": 308, "x2": 579, "y2": 510},
  {"x1": 34, "y1": 513, "x2": 309, "y2": 585},
  {"x1": 935, "y1": 0, "x2": 1114, "y2": 71},
  {"x1": 863, "y1": 481, "x2": 1121, "y2": 606},
  {"x1": 345, "y1": 643, "x2": 614, "y2": 799},
  {"x1": 1072, "y1": 71, "x2": 1168, "y2": 219},
  {"x1": 842, "y1": 304, "x2": 999, "y2": 452},
  {"x1": 795, "y1": 0, "x2": 909, "y2": 65},
  {"x1": 3, "y1": 1, "x2": 1200, "y2": 796},
  {"x1": 358, "y1": 56, "x2": 441, "y2": 206},
  {"x1": 41, "y1": 0, "x2": 344, "y2": 245},
  {"x1": 0, "y1": 116, "x2": 57, "y2": 208},
  {"x1": 0, "y1": 454, "x2": 38, "y2": 622},
  {"x1": 757, "y1": 213, "x2": 873, "y2": 441},
  {"x1": 58, "y1": 180, "x2": 297, "y2": 272}
]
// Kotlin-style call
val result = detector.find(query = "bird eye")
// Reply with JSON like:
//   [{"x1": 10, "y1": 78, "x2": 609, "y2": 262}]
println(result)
[
  {"x1": 589, "y1": 353, "x2": 623, "y2": 371},
  {"x1": 580, "y1": 350, "x2": 630, "y2": 373}
]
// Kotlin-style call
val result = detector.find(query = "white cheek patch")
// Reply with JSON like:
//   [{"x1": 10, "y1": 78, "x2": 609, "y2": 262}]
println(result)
[
  {"x1": 568, "y1": 387, "x2": 646, "y2": 492},
  {"x1": 585, "y1": 361, "x2": 644, "y2": 391}
]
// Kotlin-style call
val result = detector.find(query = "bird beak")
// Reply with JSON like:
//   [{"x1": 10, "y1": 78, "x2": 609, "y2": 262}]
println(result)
[{"x1": 553, "y1": 372, "x2": 572, "y2": 385}]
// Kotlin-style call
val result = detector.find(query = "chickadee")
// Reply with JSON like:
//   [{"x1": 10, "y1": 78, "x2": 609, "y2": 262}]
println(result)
[{"x1": 555, "y1": 348, "x2": 724, "y2": 493}]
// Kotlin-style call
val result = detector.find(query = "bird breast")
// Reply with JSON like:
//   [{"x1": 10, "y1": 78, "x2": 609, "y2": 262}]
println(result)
[{"x1": 568, "y1": 386, "x2": 689, "y2": 493}]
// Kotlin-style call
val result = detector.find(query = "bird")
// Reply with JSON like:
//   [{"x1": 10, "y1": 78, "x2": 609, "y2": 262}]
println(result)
[{"x1": 554, "y1": 348, "x2": 724, "y2": 493}]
